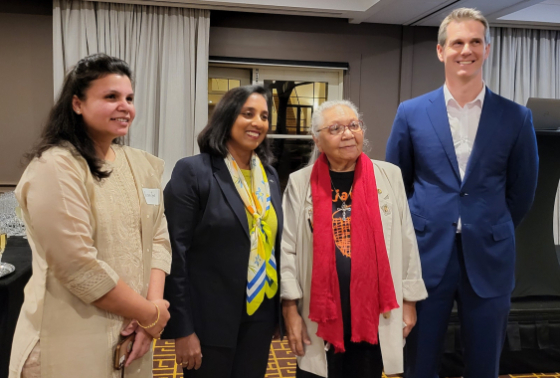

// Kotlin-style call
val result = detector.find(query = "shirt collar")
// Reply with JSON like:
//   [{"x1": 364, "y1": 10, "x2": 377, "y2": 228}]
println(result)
[{"x1": 444, "y1": 82, "x2": 486, "y2": 109}]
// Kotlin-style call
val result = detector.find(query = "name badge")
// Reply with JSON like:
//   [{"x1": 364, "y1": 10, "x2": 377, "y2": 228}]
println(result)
[{"x1": 142, "y1": 188, "x2": 160, "y2": 205}]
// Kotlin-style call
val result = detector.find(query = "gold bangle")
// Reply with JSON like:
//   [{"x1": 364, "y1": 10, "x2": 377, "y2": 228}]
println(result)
[{"x1": 138, "y1": 302, "x2": 160, "y2": 329}]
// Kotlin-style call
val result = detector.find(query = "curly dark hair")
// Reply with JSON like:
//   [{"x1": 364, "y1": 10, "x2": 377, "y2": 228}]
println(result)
[
  {"x1": 26, "y1": 53, "x2": 133, "y2": 180},
  {"x1": 197, "y1": 85, "x2": 274, "y2": 165}
]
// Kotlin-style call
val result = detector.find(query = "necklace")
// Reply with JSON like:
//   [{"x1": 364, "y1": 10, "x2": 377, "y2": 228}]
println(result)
[{"x1": 331, "y1": 177, "x2": 352, "y2": 221}]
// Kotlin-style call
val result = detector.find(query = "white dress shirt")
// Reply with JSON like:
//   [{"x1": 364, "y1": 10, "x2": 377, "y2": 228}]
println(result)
[{"x1": 444, "y1": 83, "x2": 486, "y2": 231}]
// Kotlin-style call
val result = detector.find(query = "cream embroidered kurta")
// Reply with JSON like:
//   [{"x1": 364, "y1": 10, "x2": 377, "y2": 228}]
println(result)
[
  {"x1": 9, "y1": 145, "x2": 171, "y2": 378},
  {"x1": 281, "y1": 160, "x2": 428, "y2": 377}
]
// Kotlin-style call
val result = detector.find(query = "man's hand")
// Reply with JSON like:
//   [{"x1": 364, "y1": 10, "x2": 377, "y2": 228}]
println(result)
[
  {"x1": 403, "y1": 300, "x2": 417, "y2": 338},
  {"x1": 175, "y1": 333, "x2": 203, "y2": 370},
  {"x1": 272, "y1": 325, "x2": 281, "y2": 340},
  {"x1": 282, "y1": 300, "x2": 311, "y2": 356}
]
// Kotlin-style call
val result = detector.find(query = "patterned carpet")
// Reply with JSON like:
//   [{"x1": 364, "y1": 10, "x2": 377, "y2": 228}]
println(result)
[{"x1": 152, "y1": 339, "x2": 560, "y2": 378}]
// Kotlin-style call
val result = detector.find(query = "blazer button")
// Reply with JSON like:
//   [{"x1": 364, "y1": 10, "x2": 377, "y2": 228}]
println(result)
[
  {"x1": 452, "y1": 222, "x2": 457, "y2": 227},
  {"x1": 460, "y1": 192, "x2": 468, "y2": 197}
]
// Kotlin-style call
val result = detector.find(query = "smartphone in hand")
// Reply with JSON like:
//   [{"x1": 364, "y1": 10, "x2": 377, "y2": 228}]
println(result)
[{"x1": 114, "y1": 333, "x2": 135, "y2": 370}]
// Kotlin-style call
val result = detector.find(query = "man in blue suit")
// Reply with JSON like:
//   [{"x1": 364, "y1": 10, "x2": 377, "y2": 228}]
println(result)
[{"x1": 386, "y1": 8, "x2": 538, "y2": 378}]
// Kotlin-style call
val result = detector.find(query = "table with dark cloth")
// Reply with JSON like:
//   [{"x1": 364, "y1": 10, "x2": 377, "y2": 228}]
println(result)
[{"x1": 0, "y1": 237, "x2": 32, "y2": 378}]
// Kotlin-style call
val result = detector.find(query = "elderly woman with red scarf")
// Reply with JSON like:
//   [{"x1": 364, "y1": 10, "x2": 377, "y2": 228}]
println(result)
[{"x1": 281, "y1": 100, "x2": 428, "y2": 378}]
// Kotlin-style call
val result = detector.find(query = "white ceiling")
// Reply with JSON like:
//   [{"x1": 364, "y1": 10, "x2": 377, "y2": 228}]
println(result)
[
  {"x1": 497, "y1": 0, "x2": 560, "y2": 25},
  {"x1": 98, "y1": 0, "x2": 560, "y2": 28}
]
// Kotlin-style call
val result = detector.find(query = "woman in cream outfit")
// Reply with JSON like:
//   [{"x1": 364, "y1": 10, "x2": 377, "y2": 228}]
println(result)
[
  {"x1": 281, "y1": 100, "x2": 428, "y2": 377},
  {"x1": 9, "y1": 54, "x2": 171, "y2": 378}
]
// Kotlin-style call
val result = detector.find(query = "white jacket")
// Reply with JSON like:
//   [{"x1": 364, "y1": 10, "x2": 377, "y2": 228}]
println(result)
[{"x1": 281, "y1": 160, "x2": 428, "y2": 376}]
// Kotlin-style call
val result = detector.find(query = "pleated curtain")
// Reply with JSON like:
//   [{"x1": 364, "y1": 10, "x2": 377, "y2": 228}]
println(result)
[{"x1": 53, "y1": 0, "x2": 210, "y2": 184}]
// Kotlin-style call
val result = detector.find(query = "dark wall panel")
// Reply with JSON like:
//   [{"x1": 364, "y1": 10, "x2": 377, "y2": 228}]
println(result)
[
  {"x1": 0, "y1": 12, "x2": 53, "y2": 185},
  {"x1": 410, "y1": 26, "x2": 445, "y2": 98},
  {"x1": 0, "y1": 0, "x2": 52, "y2": 15}
]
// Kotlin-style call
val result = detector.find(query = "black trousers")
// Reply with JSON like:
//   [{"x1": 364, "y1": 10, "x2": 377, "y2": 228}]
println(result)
[
  {"x1": 295, "y1": 341, "x2": 383, "y2": 378},
  {"x1": 183, "y1": 299, "x2": 276, "y2": 378}
]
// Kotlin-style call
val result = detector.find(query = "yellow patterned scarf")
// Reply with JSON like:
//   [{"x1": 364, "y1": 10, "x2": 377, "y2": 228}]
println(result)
[{"x1": 224, "y1": 152, "x2": 278, "y2": 315}]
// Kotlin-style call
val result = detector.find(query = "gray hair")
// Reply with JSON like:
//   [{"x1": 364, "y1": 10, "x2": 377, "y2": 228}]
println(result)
[
  {"x1": 438, "y1": 8, "x2": 491, "y2": 46},
  {"x1": 307, "y1": 99, "x2": 367, "y2": 165}
]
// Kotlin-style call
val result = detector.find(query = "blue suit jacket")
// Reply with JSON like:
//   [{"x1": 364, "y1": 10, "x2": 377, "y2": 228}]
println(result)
[{"x1": 386, "y1": 87, "x2": 538, "y2": 298}]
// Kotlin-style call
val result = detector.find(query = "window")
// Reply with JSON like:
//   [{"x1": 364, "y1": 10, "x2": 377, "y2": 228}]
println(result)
[
  {"x1": 208, "y1": 77, "x2": 241, "y2": 119},
  {"x1": 208, "y1": 67, "x2": 251, "y2": 120},
  {"x1": 268, "y1": 81, "x2": 328, "y2": 135}
]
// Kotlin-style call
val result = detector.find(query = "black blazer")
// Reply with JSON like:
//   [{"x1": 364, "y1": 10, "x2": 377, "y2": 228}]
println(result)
[{"x1": 161, "y1": 153, "x2": 284, "y2": 348}]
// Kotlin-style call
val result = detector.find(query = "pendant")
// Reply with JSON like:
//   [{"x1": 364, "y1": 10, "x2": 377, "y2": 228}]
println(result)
[{"x1": 337, "y1": 202, "x2": 351, "y2": 221}]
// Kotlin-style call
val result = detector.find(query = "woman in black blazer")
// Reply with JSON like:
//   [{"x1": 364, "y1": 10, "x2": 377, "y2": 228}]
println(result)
[{"x1": 162, "y1": 85, "x2": 283, "y2": 378}]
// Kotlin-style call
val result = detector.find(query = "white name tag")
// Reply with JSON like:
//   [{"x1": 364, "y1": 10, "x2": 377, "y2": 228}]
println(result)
[{"x1": 142, "y1": 188, "x2": 160, "y2": 205}]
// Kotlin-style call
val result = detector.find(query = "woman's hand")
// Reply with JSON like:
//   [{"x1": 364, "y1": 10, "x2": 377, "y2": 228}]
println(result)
[
  {"x1": 403, "y1": 300, "x2": 417, "y2": 338},
  {"x1": 120, "y1": 321, "x2": 154, "y2": 367},
  {"x1": 282, "y1": 300, "x2": 311, "y2": 356},
  {"x1": 139, "y1": 298, "x2": 170, "y2": 339},
  {"x1": 175, "y1": 333, "x2": 203, "y2": 370}
]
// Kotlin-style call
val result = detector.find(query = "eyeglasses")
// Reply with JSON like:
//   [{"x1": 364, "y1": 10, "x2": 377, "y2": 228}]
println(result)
[{"x1": 317, "y1": 120, "x2": 364, "y2": 136}]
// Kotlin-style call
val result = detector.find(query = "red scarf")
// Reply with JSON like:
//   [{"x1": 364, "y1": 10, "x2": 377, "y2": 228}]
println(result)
[{"x1": 309, "y1": 153, "x2": 399, "y2": 353}]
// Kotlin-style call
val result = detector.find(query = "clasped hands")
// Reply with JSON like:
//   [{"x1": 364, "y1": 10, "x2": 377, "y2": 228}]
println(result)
[{"x1": 120, "y1": 298, "x2": 171, "y2": 367}]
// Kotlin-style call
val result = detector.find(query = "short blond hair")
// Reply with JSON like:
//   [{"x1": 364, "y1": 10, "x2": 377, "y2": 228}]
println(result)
[{"x1": 438, "y1": 8, "x2": 490, "y2": 46}]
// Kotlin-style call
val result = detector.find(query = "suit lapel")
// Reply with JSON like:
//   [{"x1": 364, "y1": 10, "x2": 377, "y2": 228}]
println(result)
[
  {"x1": 462, "y1": 88, "x2": 503, "y2": 187},
  {"x1": 427, "y1": 88, "x2": 461, "y2": 182},
  {"x1": 267, "y1": 167, "x2": 283, "y2": 239},
  {"x1": 212, "y1": 155, "x2": 250, "y2": 239},
  {"x1": 373, "y1": 162, "x2": 392, "y2": 257},
  {"x1": 305, "y1": 180, "x2": 313, "y2": 207}
]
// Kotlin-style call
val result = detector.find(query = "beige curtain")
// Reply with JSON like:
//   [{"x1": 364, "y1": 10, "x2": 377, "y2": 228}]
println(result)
[{"x1": 53, "y1": 0, "x2": 210, "y2": 184}]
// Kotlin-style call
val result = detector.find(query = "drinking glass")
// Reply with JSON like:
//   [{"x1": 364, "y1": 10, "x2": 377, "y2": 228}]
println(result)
[
  {"x1": 0, "y1": 228, "x2": 15, "y2": 277},
  {"x1": 0, "y1": 230, "x2": 6, "y2": 260},
  {"x1": 0, "y1": 193, "x2": 17, "y2": 277}
]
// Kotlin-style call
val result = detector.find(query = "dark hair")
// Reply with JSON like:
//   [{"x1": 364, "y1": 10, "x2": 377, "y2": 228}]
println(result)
[
  {"x1": 26, "y1": 53, "x2": 133, "y2": 180},
  {"x1": 197, "y1": 85, "x2": 274, "y2": 165}
]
